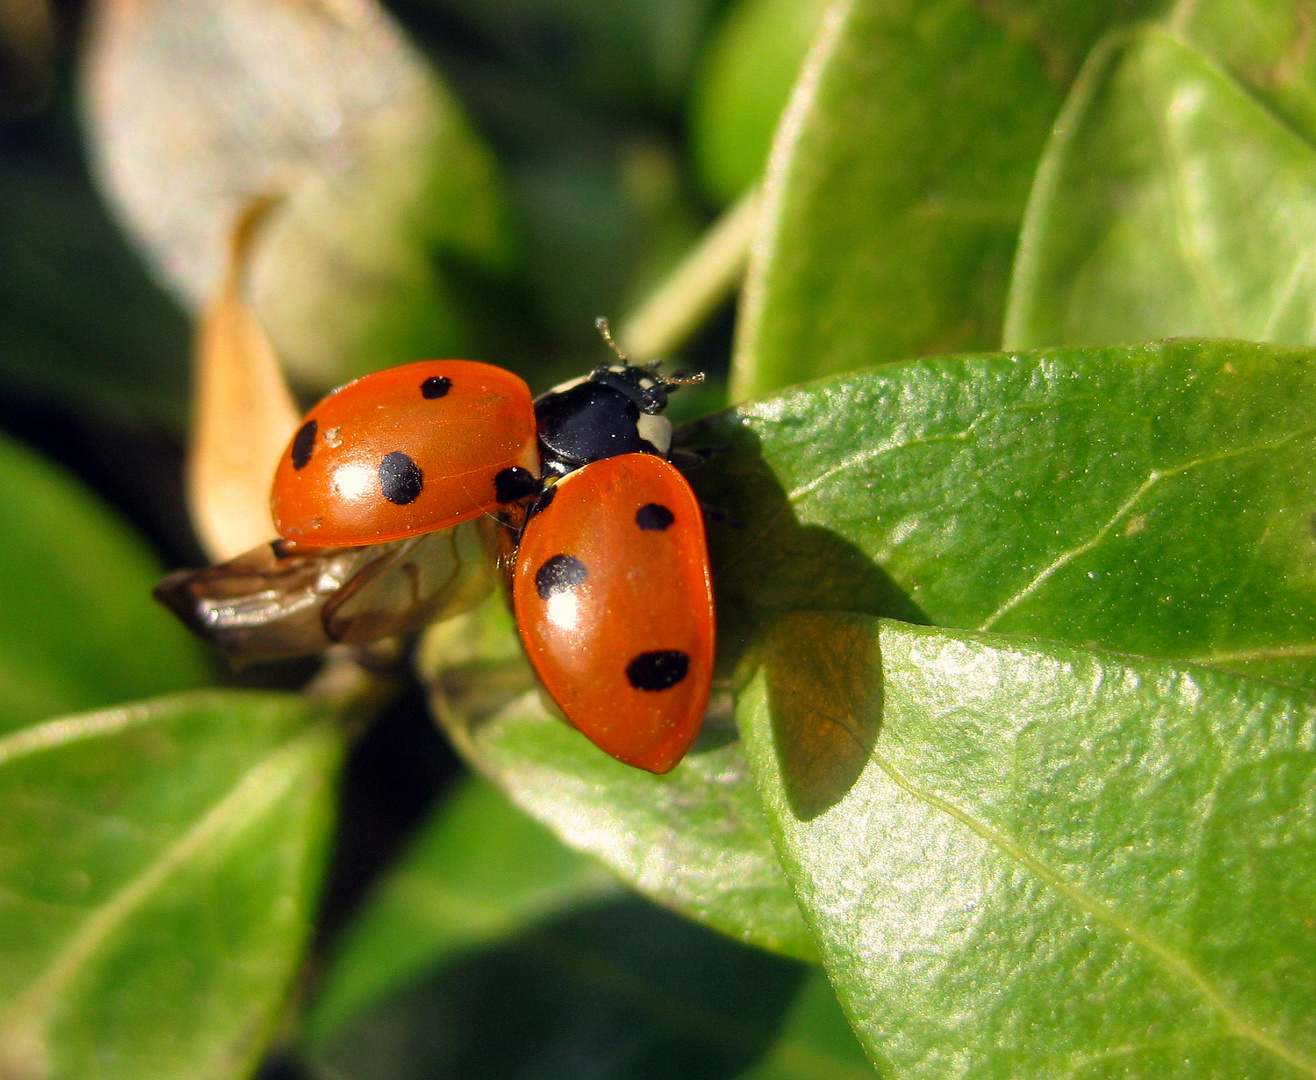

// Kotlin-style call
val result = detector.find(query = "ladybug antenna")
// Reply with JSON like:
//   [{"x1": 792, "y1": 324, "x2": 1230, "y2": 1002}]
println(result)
[
  {"x1": 662, "y1": 368, "x2": 706, "y2": 389},
  {"x1": 594, "y1": 317, "x2": 628, "y2": 366},
  {"x1": 594, "y1": 316, "x2": 704, "y2": 392}
]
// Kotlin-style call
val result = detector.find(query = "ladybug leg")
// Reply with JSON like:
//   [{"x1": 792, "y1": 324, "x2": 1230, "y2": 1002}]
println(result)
[
  {"x1": 524, "y1": 476, "x2": 560, "y2": 521},
  {"x1": 666, "y1": 444, "x2": 735, "y2": 525},
  {"x1": 668, "y1": 446, "x2": 719, "y2": 470},
  {"x1": 493, "y1": 479, "x2": 548, "y2": 581},
  {"x1": 699, "y1": 501, "x2": 741, "y2": 528}
]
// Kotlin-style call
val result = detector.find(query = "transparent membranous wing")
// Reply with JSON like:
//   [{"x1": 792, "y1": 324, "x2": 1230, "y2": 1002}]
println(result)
[{"x1": 154, "y1": 519, "x2": 496, "y2": 662}]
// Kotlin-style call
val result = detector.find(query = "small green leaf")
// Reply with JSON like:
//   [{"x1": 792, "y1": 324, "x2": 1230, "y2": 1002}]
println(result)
[
  {"x1": 420, "y1": 596, "x2": 815, "y2": 961},
  {"x1": 304, "y1": 774, "x2": 618, "y2": 1048},
  {"x1": 0, "y1": 430, "x2": 207, "y2": 732},
  {"x1": 689, "y1": 339, "x2": 1316, "y2": 687},
  {"x1": 1006, "y1": 28, "x2": 1316, "y2": 349},
  {"x1": 305, "y1": 895, "x2": 812, "y2": 1080},
  {"x1": 740, "y1": 614, "x2": 1316, "y2": 1079},
  {"x1": 0, "y1": 690, "x2": 344, "y2": 1080},
  {"x1": 84, "y1": 0, "x2": 515, "y2": 387},
  {"x1": 688, "y1": 0, "x2": 830, "y2": 204}
]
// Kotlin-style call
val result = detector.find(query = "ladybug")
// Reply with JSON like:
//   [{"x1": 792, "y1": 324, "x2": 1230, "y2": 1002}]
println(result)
[{"x1": 157, "y1": 350, "x2": 714, "y2": 774}]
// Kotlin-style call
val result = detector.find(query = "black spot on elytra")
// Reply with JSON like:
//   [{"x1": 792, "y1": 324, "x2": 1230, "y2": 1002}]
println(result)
[
  {"x1": 495, "y1": 466, "x2": 539, "y2": 504},
  {"x1": 421, "y1": 375, "x2": 451, "y2": 399},
  {"x1": 291, "y1": 419, "x2": 317, "y2": 470},
  {"x1": 535, "y1": 554, "x2": 587, "y2": 599},
  {"x1": 635, "y1": 503, "x2": 674, "y2": 531},
  {"x1": 379, "y1": 451, "x2": 423, "y2": 505},
  {"x1": 626, "y1": 650, "x2": 689, "y2": 691}
]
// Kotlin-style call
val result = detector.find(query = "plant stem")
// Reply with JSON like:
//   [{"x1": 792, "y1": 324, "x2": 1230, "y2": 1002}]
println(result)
[
  {"x1": 305, "y1": 646, "x2": 404, "y2": 739},
  {"x1": 618, "y1": 187, "x2": 761, "y2": 361}
]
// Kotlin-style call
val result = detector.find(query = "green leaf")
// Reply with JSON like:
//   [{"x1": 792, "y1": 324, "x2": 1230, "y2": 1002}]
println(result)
[
  {"x1": 740, "y1": 614, "x2": 1316, "y2": 1079},
  {"x1": 1171, "y1": 1, "x2": 1316, "y2": 150},
  {"x1": 1006, "y1": 28, "x2": 1316, "y2": 350},
  {"x1": 420, "y1": 595, "x2": 816, "y2": 961},
  {"x1": 304, "y1": 895, "x2": 813, "y2": 1080},
  {"x1": 0, "y1": 690, "x2": 344, "y2": 1080},
  {"x1": 687, "y1": 339, "x2": 1316, "y2": 688},
  {"x1": 732, "y1": 0, "x2": 1157, "y2": 398},
  {"x1": 0, "y1": 430, "x2": 207, "y2": 732},
  {"x1": 303, "y1": 773, "x2": 618, "y2": 1048},
  {"x1": 84, "y1": 0, "x2": 515, "y2": 387},
  {"x1": 688, "y1": 0, "x2": 830, "y2": 204},
  {"x1": 422, "y1": 338, "x2": 1316, "y2": 958}
]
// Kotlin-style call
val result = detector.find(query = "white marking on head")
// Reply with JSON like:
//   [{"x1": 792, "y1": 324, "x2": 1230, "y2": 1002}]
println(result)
[
  {"x1": 636, "y1": 413, "x2": 672, "y2": 456},
  {"x1": 541, "y1": 374, "x2": 589, "y2": 398}
]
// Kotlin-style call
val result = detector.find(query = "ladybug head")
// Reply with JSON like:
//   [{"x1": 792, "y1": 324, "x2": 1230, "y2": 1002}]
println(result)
[
  {"x1": 587, "y1": 317, "x2": 704, "y2": 416},
  {"x1": 588, "y1": 364, "x2": 670, "y2": 416}
]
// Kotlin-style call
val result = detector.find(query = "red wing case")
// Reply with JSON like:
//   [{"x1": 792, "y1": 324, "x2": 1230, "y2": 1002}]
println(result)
[
  {"x1": 512, "y1": 454, "x2": 713, "y2": 773},
  {"x1": 271, "y1": 360, "x2": 539, "y2": 546}
]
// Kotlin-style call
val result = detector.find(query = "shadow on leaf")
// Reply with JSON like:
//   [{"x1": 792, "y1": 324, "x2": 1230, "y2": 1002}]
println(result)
[
  {"x1": 678, "y1": 415, "x2": 924, "y2": 680},
  {"x1": 763, "y1": 612, "x2": 884, "y2": 821},
  {"x1": 678, "y1": 415, "x2": 907, "y2": 815}
]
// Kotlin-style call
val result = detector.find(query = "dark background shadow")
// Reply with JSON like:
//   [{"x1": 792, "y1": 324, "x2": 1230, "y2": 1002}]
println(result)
[{"x1": 304, "y1": 897, "x2": 813, "y2": 1080}]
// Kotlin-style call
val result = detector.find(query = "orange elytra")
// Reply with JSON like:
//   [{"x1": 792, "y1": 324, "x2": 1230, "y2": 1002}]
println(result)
[{"x1": 270, "y1": 360, "x2": 540, "y2": 547}]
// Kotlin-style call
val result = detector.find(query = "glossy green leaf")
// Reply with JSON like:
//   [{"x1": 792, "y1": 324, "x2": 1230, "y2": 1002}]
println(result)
[
  {"x1": 0, "y1": 690, "x2": 344, "y2": 1080},
  {"x1": 0, "y1": 430, "x2": 207, "y2": 732},
  {"x1": 732, "y1": 0, "x2": 1161, "y2": 398},
  {"x1": 689, "y1": 339, "x2": 1316, "y2": 688},
  {"x1": 740, "y1": 613, "x2": 1316, "y2": 1079},
  {"x1": 84, "y1": 0, "x2": 515, "y2": 387},
  {"x1": 304, "y1": 773, "x2": 618, "y2": 1048},
  {"x1": 688, "y1": 0, "x2": 830, "y2": 204},
  {"x1": 305, "y1": 895, "x2": 812, "y2": 1080},
  {"x1": 1006, "y1": 28, "x2": 1316, "y2": 349},
  {"x1": 419, "y1": 595, "x2": 815, "y2": 961},
  {"x1": 420, "y1": 338, "x2": 1316, "y2": 962}
]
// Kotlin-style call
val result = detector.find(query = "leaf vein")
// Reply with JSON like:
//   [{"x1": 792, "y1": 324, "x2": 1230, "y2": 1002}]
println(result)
[
  {"x1": 786, "y1": 428, "x2": 977, "y2": 504},
  {"x1": 1145, "y1": 37, "x2": 1233, "y2": 334},
  {"x1": 0, "y1": 705, "x2": 162, "y2": 767},
  {"x1": 979, "y1": 473, "x2": 1159, "y2": 630},
  {"x1": 979, "y1": 426, "x2": 1316, "y2": 631},
  {"x1": 0, "y1": 719, "x2": 334, "y2": 1077},
  {"x1": 1258, "y1": 246, "x2": 1316, "y2": 341},
  {"x1": 871, "y1": 751, "x2": 1316, "y2": 1076}
]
